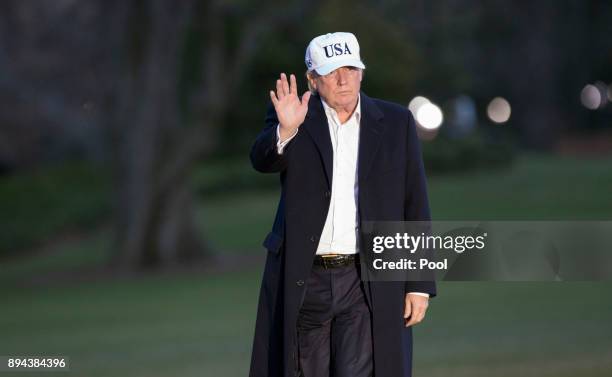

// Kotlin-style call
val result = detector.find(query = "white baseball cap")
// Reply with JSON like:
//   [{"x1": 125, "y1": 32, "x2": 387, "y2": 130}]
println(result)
[{"x1": 305, "y1": 32, "x2": 366, "y2": 75}]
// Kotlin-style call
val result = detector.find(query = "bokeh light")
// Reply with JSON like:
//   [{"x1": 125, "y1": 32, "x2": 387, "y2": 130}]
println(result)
[
  {"x1": 408, "y1": 96, "x2": 430, "y2": 115},
  {"x1": 486, "y1": 97, "x2": 512, "y2": 124},
  {"x1": 416, "y1": 102, "x2": 444, "y2": 130},
  {"x1": 594, "y1": 81, "x2": 608, "y2": 107},
  {"x1": 448, "y1": 95, "x2": 477, "y2": 138},
  {"x1": 580, "y1": 84, "x2": 601, "y2": 110}
]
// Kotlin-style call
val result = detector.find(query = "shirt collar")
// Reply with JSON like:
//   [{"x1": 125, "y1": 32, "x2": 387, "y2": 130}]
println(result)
[{"x1": 320, "y1": 93, "x2": 361, "y2": 125}]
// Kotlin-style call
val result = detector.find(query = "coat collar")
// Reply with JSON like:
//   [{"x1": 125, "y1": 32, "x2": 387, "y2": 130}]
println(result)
[
  {"x1": 357, "y1": 92, "x2": 385, "y2": 184},
  {"x1": 302, "y1": 91, "x2": 385, "y2": 188}
]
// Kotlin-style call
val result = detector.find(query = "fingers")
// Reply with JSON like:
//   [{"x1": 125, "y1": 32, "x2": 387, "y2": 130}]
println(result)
[
  {"x1": 272, "y1": 73, "x2": 302, "y2": 105},
  {"x1": 290, "y1": 74, "x2": 297, "y2": 95},
  {"x1": 404, "y1": 295, "x2": 429, "y2": 327},
  {"x1": 404, "y1": 295, "x2": 412, "y2": 320},
  {"x1": 276, "y1": 78, "x2": 284, "y2": 99},
  {"x1": 270, "y1": 90, "x2": 279, "y2": 107},
  {"x1": 281, "y1": 73, "x2": 290, "y2": 97},
  {"x1": 404, "y1": 306, "x2": 426, "y2": 327},
  {"x1": 301, "y1": 91, "x2": 311, "y2": 108}
]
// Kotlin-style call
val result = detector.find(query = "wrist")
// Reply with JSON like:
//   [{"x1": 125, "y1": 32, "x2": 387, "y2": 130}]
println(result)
[{"x1": 278, "y1": 125, "x2": 298, "y2": 142}]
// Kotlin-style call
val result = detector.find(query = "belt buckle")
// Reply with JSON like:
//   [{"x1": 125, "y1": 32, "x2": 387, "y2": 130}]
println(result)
[
  {"x1": 322, "y1": 256, "x2": 331, "y2": 269},
  {"x1": 321, "y1": 254, "x2": 338, "y2": 269}
]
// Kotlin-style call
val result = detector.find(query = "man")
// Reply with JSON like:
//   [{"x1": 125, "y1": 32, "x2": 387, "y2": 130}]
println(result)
[{"x1": 249, "y1": 32, "x2": 436, "y2": 377}]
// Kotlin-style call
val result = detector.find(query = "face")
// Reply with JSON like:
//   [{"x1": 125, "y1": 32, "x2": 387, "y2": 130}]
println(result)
[{"x1": 309, "y1": 66, "x2": 363, "y2": 111}]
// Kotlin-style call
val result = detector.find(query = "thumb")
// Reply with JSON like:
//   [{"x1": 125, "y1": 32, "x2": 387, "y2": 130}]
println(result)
[
  {"x1": 301, "y1": 91, "x2": 311, "y2": 107},
  {"x1": 404, "y1": 296, "x2": 412, "y2": 319}
]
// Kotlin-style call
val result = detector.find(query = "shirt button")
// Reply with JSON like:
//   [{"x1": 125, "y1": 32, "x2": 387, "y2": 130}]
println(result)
[{"x1": 296, "y1": 280, "x2": 304, "y2": 286}]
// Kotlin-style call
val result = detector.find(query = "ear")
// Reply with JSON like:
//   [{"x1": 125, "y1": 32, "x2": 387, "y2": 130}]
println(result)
[{"x1": 307, "y1": 73, "x2": 317, "y2": 91}]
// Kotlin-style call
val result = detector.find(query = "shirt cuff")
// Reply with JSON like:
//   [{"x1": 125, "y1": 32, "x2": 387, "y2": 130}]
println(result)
[
  {"x1": 276, "y1": 124, "x2": 298, "y2": 155},
  {"x1": 407, "y1": 292, "x2": 430, "y2": 298}
]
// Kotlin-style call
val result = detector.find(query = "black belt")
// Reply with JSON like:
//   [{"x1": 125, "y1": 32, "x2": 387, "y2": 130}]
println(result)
[{"x1": 313, "y1": 254, "x2": 359, "y2": 269}]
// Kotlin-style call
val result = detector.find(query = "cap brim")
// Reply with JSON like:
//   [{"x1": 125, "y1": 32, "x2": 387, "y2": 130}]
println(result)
[{"x1": 313, "y1": 59, "x2": 365, "y2": 76}]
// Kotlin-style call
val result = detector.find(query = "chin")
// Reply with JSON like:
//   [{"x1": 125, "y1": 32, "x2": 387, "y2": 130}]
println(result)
[{"x1": 336, "y1": 93, "x2": 356, "y2": 102}]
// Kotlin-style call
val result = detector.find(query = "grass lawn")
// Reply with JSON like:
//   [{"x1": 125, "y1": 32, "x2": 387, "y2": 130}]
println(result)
[
  {"x1": 0, "y1": 271, "x2": 261, "y2": 377},
  {"x1": 1, "y1": 276, "x2": 610, "y2": 377},
  {"x1": 199, "y1": 153, "x2": 612, "y2": 252},
  {"x1": 1, "y1": 154, "x2": 611, "y2": 376}
]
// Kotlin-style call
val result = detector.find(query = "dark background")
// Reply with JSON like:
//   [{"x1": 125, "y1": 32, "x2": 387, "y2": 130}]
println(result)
[{"x1": 1, "y1": 1, "x2": 611, "y2": 376}]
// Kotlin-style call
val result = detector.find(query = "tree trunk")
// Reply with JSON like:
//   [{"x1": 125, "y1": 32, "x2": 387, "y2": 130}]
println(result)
[
  {"x1": 107, "y1": 0, "x2": 210, "y2": 271},
  {"x1": 105, "y1": 0, "x2": 313, "y2": 271}
]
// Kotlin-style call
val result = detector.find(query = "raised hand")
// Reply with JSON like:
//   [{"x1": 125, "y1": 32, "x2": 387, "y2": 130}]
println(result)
[{"x1": 270, "y1": 73, "x2": 311, "y2": 142}]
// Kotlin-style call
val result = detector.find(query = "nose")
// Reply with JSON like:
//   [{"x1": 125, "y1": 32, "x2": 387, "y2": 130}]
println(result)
[{"x1": 337, "y1": 68, "x2": 349, "y2": 85}]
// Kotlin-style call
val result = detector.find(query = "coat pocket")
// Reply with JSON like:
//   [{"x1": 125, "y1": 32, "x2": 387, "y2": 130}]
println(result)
[{"x1": 262, "y1": 231, "x2": 283, "y2": 255}]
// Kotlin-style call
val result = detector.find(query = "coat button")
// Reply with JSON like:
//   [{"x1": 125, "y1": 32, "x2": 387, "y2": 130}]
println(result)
[
  {"x1": 310, "y1": 235, "x2": 317, "y2": 242},
  {"x1": 296, "y1": 280, "x2": 304, "y2": 286},
  {"x1": 324, "y1": 190, "x2": 331, "y2": 199}
]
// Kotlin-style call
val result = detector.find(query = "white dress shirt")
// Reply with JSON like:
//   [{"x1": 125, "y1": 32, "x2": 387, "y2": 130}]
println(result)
[{"x1": 275, "y1": 95, "x2": 428, "y2": 298}]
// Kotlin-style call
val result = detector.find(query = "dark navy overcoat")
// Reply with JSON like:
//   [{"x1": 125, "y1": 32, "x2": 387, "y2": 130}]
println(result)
[{"x1": 248, "y1": 92, "x2": 436, "y2": 377}]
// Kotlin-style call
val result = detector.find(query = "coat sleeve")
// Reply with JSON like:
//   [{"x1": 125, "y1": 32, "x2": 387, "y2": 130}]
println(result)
[
  {"x1": 250, "y1": 102, "x2": 290, "y2": 173},
  {"x1": 404, "y1": 110, "x2": 437, "y2": 298}
]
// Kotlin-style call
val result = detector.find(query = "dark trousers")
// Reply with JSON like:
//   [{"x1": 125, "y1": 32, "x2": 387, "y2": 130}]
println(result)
[{"x1": 296, "y1": 262, "x2": 373, "y2": 377}]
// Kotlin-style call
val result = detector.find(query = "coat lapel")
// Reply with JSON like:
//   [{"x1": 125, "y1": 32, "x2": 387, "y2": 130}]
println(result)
[
  {"x1": 358, "y1": 92, "x2": 385, "y2": 183},
  {"x1": 302, "y1": 95, "x2": 333, "y2": 187}
]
